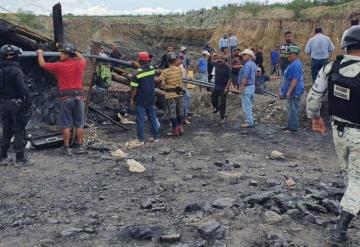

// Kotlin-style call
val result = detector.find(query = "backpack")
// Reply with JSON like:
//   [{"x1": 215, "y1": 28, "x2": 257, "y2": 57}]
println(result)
[{"x1": 96, "y1": 63, "x2": 112, "y2": 89}]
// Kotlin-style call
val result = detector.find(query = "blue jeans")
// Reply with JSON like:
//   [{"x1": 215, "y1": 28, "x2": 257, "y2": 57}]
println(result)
[
  {"x1": 135, "y1": 105, "x2": 160, "y2": 141},
  {"x1": 311, "y1": 58, "x2": 328, "y2": 82},
  {"x1": 183, "y1": 89, "x2": 191, "y2": 117},
  {"x1": 241, "y1": 85, "x2": 255, "y2": 126},
  {"x1": 287, "y1": 96, "x2": 301, "y2": 130},
  {"x1": 199, "y1": 72, "x2": 208, "y2": 83}
]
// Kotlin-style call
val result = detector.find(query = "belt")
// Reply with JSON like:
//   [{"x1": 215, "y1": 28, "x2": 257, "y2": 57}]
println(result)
[
  {"x1": 163, "y1": 87, "x2": 183, "y2": 95},
  {"x1": 59, "y1": 89, "x2": 84, "y2": 97},
  {"x1": 334, "y1": 120, "x2": 360, "y2": 130},
  {"x1": 333, "y1": 120, "x2": 360, "y2": 137}
]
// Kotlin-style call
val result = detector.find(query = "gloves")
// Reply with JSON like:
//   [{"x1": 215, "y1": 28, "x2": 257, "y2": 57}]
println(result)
[{"x1": 312, "y1": 117, "x2": 326, "y2": 134}]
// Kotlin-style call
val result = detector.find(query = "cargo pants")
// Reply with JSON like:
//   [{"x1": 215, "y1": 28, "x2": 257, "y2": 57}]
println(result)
[{"x1": 332, "y1": 123, "x2": 360, "y2": 215}]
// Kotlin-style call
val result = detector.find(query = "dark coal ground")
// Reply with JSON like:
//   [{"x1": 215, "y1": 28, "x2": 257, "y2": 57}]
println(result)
[{"x1": 0, "y1": 90, "x2": 359, "y2": 247}]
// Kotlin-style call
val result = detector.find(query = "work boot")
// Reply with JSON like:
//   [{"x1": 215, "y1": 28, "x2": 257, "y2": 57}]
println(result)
[
  {"x1": 74, "y1": 144, "x2": 88, "y2": 155},
  {"x1": 167, "y1": 128, "x2": 179, "y2": 137},
  {"x1": 62, "y1": 146, "x2": 73, "y2": 157},
  {"x1": 330, "y1": 211, "x2": 354, "y2": 244},
  {"x1": 0, "y1": 148, "x2": 8, "y2": 160},
  {"x1": 15, "y1": 152, "x2": 33, "y2": 167}
]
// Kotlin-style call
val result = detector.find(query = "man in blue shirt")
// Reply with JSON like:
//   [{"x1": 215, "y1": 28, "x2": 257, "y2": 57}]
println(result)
[
  {"x1": 129, "y1": 52, "x2": 160, "y2": 146},
  {"x1": 271, "y1": 45, "x2": 280, "y2": 75},
  {"x1": 305, "y1": 27, "x2": 335, "y2": 82},
  {"x1": 219, "y1": 34, "x2": 229, "y2": 52},
  {"x1": 280, "y1": 45, "x2": 304, "y2": 133},
  {"x1": 198, "y1": 50, "x2": 210, "y2": 83},
  {"x1": 238, "y1": 49, "x2": 257, "y2": 128}
]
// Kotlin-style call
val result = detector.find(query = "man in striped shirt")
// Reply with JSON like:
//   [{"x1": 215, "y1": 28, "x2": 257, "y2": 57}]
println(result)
[{"x1": 159, "y1": 52, "x2": 184, "y2": 137}]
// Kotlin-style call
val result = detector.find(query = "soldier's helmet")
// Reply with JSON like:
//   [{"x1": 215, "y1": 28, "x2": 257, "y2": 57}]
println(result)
[
  {"x1": 342, "y1": 26, "x2": 360, "y2": 50},
  {"x1": 0, "y1": 45, "x2": 22, "y2": 59}
]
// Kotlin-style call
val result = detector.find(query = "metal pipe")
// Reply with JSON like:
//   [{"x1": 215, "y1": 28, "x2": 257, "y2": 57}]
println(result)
[
  {"x1": 182, "y1": 78, "x2": 214, "y2": 88},
  {"x1": 263, "y1": 90, "x2": 279, "y2": 98},
  {"x1": 183, "y1": 78, "x2": 278, "y2": 98},
  {"x1": 19, "y1": 51, "x2": 136, "y2": 68}
]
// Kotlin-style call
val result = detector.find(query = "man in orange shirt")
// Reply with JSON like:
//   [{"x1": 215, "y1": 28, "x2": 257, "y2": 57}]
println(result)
[{"x1": 37, "y1": 43, "x2": 86, "y2": 156}]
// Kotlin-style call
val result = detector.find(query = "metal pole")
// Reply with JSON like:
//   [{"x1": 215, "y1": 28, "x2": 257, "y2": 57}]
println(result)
[
  {"x1": 19, "y1": 51, "x2": 136, "y2": 68},
  {"x1": 88, "y1": 104, "x2": 128, "y2": 131}
]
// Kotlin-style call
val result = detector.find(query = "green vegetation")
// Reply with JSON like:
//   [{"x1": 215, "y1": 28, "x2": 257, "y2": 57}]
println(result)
[
  {"x1": 16, "y1": 9, "x2": 42, "y2": 29},
  {"x1": 243, "y1": 2, "x2": 264, "y2": 17},
  {"x1": 287, "y1": 0, "x2": 315, "y2": 18}
]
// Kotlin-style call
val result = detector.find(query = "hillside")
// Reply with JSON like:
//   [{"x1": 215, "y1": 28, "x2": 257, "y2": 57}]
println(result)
[{"x1": 1, "y1": 1, "x2": 360, "y2": 61}]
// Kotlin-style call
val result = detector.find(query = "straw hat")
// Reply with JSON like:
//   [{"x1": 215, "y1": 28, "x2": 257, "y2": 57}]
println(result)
[{"x1": 240, "y1": 49, "x2": 256, "y2": 59}]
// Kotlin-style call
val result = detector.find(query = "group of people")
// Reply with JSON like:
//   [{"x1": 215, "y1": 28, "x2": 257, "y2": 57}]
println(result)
[{"x1": 1, "y1": 19, "x2": 360, "y2": 245}]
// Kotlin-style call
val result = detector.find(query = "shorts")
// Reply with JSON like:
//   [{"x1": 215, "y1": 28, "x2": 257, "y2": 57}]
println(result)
[
  {"x1": 58, "y1": 97, "x2": 85, "y2": 128},
  {"x1": 165, "y1": 97, "x2": 183, "y2": 119}
]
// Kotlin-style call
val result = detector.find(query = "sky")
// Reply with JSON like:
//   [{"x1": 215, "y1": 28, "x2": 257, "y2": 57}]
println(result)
[{"x1": 0, "y1": 0, "x2": 289, "y2": 16}]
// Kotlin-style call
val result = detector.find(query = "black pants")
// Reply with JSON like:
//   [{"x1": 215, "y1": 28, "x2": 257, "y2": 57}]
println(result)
[
  {"x1": 211, "y1": 90, "x2": 227, "y2": 119},
  {"x1": 0, "y1": 102, "x2": 29, "y2": 154}
]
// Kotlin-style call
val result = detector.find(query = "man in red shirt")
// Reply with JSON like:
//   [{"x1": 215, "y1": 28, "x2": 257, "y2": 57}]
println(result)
[{"x1": 36, "y1": 43, "x2": 86, "y2": 156}]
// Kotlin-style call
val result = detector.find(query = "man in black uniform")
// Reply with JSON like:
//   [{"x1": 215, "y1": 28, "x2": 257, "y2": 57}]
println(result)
[{"x1": 0, "y1": 45, "x2": 32, "y2": 165}]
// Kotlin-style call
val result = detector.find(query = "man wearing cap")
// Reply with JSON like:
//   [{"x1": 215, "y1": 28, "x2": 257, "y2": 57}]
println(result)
[
  {"x1": 305, "y1": 27, "x2": 335, "y2": 82},
  {"x1": 238, "y1": 49, "x2": 257, "y2": 128},
  {"x1": 37, "y1": 43, "x2": 87, "y2": 156},
  {"x1": 198, "y1": 51, "x2": 210, "y2": 83},
  {"x1": 212, "y1": 55, "x2": 231, "y2": 124},
  {"x1": 255, "y1": 67, "x2": 280, "y2": 95},
  {"x1": 158, "y1": 52, "x2": 184, "y2": 136},
  {"x1": 180, "y1": 46, "x2": 191, "y2": 71},
  {"x1": 307, "y1": 25, "x2": 360, "y2": 244},
  {"x1": 128, "y1": 52, "x2": 159, "y2": 147},
  {"x1": 280, "y1": 45, "x2": 304, "y2": 133}
]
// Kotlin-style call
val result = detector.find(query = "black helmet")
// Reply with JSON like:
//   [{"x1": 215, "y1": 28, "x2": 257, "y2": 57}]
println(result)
[
  {"x1": 167, "y1": 52, "x2": 177, "y2": 63},
  {"x1": 59, "y1": 42, "x2": 76, "y2": 54},
  {"x1": 341, "y1": 26, "x2": 360, "y2": 50},
  {"x1": 0, "y1": 45, "x2": 22, "y2": 59}
]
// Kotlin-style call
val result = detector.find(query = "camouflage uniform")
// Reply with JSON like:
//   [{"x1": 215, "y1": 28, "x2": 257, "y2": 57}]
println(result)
[{"x1": 307, "y1": 55, "x2": 360, "y2": 215}]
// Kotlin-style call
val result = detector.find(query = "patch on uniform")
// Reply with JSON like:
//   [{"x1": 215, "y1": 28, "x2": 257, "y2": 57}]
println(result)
[{"x1": 334, "y1": 84, "x2": 350, "y2": 100}]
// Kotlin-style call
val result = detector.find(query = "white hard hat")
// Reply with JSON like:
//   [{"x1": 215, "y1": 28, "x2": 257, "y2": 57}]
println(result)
[{"x1": 181, "y1": 46, "x2": 187, "y2": 52}]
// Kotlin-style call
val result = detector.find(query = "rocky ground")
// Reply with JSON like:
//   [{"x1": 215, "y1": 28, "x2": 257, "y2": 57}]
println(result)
[{"x1": 0, "y1": 91, "x2": 359, "y2": 247}]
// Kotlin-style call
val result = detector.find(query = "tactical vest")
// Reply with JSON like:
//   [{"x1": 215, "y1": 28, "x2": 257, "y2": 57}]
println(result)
[{"x1": 328, "y1": 58, "x2": 360, "y2": 124}]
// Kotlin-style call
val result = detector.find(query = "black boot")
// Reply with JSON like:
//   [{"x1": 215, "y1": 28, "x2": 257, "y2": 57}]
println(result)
[
  {"x1": 15, "y1": 152, "x2": 33, "y2": 166},
  {"x1": 331, "y1": 210, "x2": 354, "y2": 244},
  {"x1": 0, "y1": 148, "x2": 8, "y2": 160},
  {"x1": 0, "y1": 148, "x2": 12, "y2": 165}
]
